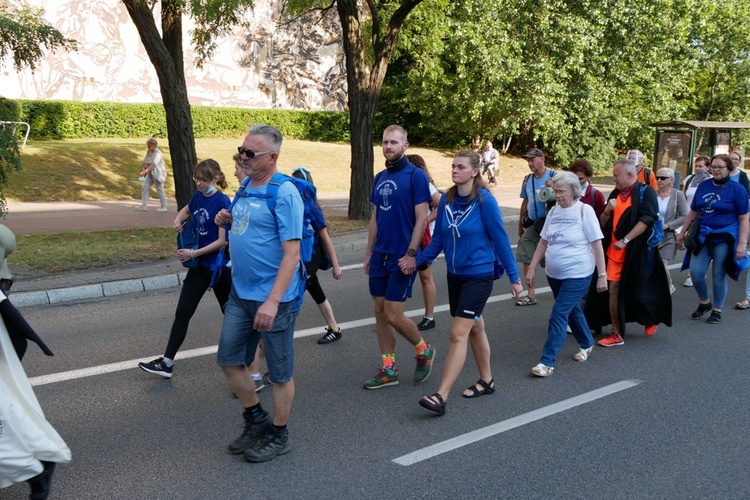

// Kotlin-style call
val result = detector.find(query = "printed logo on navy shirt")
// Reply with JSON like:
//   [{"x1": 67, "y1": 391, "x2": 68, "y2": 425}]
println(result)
[{"x1": 376, "y1": 179, "x2": 398, "y2": 211}]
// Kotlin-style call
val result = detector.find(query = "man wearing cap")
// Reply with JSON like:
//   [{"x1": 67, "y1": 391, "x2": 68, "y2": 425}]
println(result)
[
  {"x1": 627, "y1": 149, "x2": 658, "y2": 191},
  {"x1": 516, "y1": 148, "x2": 556, "y2": 306}
]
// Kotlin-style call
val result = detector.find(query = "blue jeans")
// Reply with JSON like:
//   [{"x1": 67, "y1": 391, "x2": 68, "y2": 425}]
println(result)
[
  {"x1": 540, "y1": 275, "x2": 594, "y2": 367},
  {"x1": 689, "y1": 242, "x2": 729, "y2": 309}
]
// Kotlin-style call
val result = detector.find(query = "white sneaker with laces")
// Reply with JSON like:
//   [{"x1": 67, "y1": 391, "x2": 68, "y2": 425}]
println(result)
[
  {"x1": 531, "y1": 363, "x2": 554, "y2": 377},
  {"x1": 573, "y1": 346, "x2": 593, "y2": 362}
]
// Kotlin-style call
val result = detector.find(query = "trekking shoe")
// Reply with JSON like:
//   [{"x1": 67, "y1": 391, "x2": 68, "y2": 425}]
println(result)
[
  {"x1": 363, "y1": 367, "x2": 399, "y2": 390},
  {"x1": 138, "y1": 357, "x2": 173, "y2": 378},
  {"x1": 597, "y1": 332, "x2": 624, "y2": 347},
  {"x1": 417, "y1": 317, "x2": 436, "y2": 331},
  {"x1": 531, "y1": 363, "x2": 554, "y2": 377},
  {"x1": 706, "y1": 310, "x2": 722, "y2": 324},
  {"x1": 645, "y1": 325, "x2": 658, "y2": 336},
  {"x1": 244, "y1": 425, "x2": 291, "y2": 463},
  {"x1": 228, "y1": 410, "x2": 270, "y2": 454},
  {"x1": 317, "y1": 327, "x2": 342, "y2": 345},
  {"x1": 691, "y1": 301, "x2": 713, "y2": 320},
  {"x1": 573, "y1": 346, "x2": 593, "y2": 362},
  {"x1": 683, "y1": 277, "x2": 693, "y2": 287},
  {"x1": 414, "y1": 344, "x2": 435, "y2": 384}
]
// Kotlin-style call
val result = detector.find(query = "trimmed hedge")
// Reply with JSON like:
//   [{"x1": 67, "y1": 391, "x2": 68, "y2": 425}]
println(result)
[
  {"x1": 0, "y1": 98, "x2": 22, "y2": 121},
  {"x1": 8, "y1": 100, "x2": 350, "y2": 142}
]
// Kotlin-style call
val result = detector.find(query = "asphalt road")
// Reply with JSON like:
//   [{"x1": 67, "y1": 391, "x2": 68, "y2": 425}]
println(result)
[{"x1": 4, "y1": 236, "x2": 750, "y2": 499}]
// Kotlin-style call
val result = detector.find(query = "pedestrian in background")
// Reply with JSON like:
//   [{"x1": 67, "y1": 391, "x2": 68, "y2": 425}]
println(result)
[
  {"x1": 655, "y1": 167, "x2": 688, "y2": 294},
  {"x1": 138, "y1": 137, "x2": 168, "y2": 212}
]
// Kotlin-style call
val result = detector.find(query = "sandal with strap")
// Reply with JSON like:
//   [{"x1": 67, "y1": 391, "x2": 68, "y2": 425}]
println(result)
[
  {"x1": 515, "y1": 296, "x2": 537, "y2": 307},
  {"x1": 419, "y1": 393, "x2": 446, "y2": 415},
  {"x1": 734, "y1": 299, "x2": 750, "y2": 310},
  {"x1": 462, "y1": 378, "x2": 495, "y2": 399}
]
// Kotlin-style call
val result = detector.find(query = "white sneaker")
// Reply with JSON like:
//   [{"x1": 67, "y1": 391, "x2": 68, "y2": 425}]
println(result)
[
  {"x1": 531, "y1": 363, "x2": 554, "y2": 377},
  {"x1": 156, "y1": 207, "x2": 168, "y2": 212},
  {"x1": 683, "y1": 277, "x2": 693, "y2": 287},
  {"x1": 136, "y1": 205, "x2": 148, "y2": 212},
  {"x1": 573, "y1": 346, "x2": 593, "y2": 362},
  {"x1": 669, "y1": 284, "x2": 676, "y2": 294}
]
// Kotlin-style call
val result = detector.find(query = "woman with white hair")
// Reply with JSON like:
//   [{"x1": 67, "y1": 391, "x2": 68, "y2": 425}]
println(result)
[
  {"x1": 655, "y1": 167, "x2": 688, "y2": 293},
  {"x1": 525, "y1": 171, "x2": 608, "y2": 377},
  {"x1": 138, "y1": 137, "x2": 168, "y2": 212}
]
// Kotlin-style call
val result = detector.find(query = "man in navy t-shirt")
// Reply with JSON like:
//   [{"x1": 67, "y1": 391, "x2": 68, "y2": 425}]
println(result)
[{"x1": 363, "y1": 125, "x2": 436, "y2": 390}]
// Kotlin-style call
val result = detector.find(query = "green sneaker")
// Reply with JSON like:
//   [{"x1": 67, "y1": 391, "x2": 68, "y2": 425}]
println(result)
[
  {"x1": 414, "y1": 344, "x2": 435, "y2": 384},
  {"x1": 363, "y1": 367, "x2": 399, "y2": 390}
]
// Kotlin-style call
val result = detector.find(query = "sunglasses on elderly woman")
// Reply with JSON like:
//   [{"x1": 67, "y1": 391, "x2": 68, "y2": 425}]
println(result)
[
  {"x1": 655, "y1": 176, "x2": 671, "y2": 180},
  {"x1": 237, "y1": 147, "x2": 273, "y2": 158}
]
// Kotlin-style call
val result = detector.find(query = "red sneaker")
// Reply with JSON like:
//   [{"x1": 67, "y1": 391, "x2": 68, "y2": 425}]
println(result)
[
  {"x1": 597, "y1": 332, "x2": 624, "y2": 347},
  {"x1": 644, "y1": 325, "x2": 657, "y2": 336}
]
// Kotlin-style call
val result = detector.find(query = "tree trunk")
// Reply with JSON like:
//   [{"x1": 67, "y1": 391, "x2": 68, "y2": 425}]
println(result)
[{"x1": 122, "y1": 0, "x2": 196, "y2": 210}]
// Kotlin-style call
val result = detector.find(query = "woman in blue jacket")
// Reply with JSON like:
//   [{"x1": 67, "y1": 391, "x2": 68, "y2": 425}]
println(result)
[{"x1": 404, "y1": 150, "x2": 522, "y2": 415}]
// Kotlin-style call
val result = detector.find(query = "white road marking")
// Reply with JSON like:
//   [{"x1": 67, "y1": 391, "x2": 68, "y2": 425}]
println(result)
[
  {"x1": 28, "y1": 286, "x2": 550, "y2": 387},
  {"x1": 392, "y1": 379, "x2": 643, "y2": 466}
]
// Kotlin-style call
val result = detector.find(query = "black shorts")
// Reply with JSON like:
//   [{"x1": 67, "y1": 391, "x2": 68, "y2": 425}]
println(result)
[{"x1": 447, "y1": 274, "x2": 494, "y2": 320}]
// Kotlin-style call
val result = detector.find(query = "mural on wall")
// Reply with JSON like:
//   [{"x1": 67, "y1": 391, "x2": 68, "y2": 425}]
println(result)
[{"x1": 0, "y1": 0, "x2": 347, "y2": 111}]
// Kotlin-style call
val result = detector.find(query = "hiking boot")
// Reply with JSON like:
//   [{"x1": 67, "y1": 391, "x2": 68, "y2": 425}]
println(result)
[
  {"x1": 597, "y1": 332, "x2": 624, "y2": 347},
  {"x1": 417, "y1": 317, "x2": 436, "y2": 331},
  {"x1": 244, "y1": 425, "x2": 291, "y2": 463},
  {"x1": 363, "y1": 367, "x2": 399, "y2": 390},
  {"x1": 227, "y1": 409, "x2": 270, "y2": 454},
  {"x1": 138, "y1": 357, "x2": 173, "y2": 378},
  {"x1": 414, "y1": 344, "x2": 435, "y2": 384},
  {"x1": 317, "y1": 327, "x2": 342, "y2": 345}
]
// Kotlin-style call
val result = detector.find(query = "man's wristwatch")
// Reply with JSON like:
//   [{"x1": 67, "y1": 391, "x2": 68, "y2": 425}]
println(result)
[
  {"x1": 513, "y1": 278, "x2": 522, "y2": 285},
  {"x1": 407, "y1": 248, "x2": 417, "y2": 257}
]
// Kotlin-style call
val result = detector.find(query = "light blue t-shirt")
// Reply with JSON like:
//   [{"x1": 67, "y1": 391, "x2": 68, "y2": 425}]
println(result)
[
  {"x1": 520, "y1": 168, "x2": 556, "y2": 220},
  {"x1": 229, "y1": 180, "x2": 303, "y2": 302}
]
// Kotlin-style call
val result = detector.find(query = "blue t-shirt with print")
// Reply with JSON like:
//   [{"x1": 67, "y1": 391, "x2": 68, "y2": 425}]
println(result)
[
  {"x1": 520, "y1": 168, "x2": 555, "y2": 220},
  {"x1": 691, "y1": 179, "x2": 749, "y2": 231},
  {"x1": 370, "y1": 156, "x2": 432, "y2": 255},
  {"x1": 229, "y1": 180, "x2": 303, "y2": 302},
  {"x1": 187, "y1": 190, "x2": 231, "y2": 268}
]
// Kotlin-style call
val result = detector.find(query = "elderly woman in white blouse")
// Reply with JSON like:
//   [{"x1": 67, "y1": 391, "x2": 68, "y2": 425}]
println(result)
[
  {"x1": 138, "y1": 137, "x2": 168, "y2": 212},
  {"x1": 655, "y1": 167, "x2": 688, "y2": 293}
]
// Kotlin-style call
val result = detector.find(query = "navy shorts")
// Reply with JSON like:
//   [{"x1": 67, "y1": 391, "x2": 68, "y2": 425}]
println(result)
[
  {"x1": 447, "y1": 274, "x2": 494, "y2": 320},
  {"x1": 368, "y1": 251, "x2": 417, "y2": 302}
]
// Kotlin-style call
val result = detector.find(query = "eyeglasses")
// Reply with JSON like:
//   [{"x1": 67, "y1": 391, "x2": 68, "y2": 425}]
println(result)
[
  {"x1": 655, "y1": 176, "x2": 671, "y2": 180},
  {"x1": 553, "y1": 189, "x2": 570, "y2": 195},
  {"x1": 238, "y1": 147, "x2": 273, "y2": 158},
  {"x1": 192, "y1": 176, "x2": 209, "y2": 183},
  {"x1": 710, "y1": 165, "x2": 728, "y2": 170}
]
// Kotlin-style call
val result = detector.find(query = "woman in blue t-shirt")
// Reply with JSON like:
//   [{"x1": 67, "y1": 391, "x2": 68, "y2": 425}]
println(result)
[
  {"x1": 138, "y1": 159, "x2": 232, "y2": 378},
  {"x1": 677, "y1": 154, "x2": 750, "y2": 325},
  {"x1": 291, "y1": 168, "x2": 344, "y2": 345},
  {"x1": 409, "y1": 150, "x2": 523, "y2": 416}
]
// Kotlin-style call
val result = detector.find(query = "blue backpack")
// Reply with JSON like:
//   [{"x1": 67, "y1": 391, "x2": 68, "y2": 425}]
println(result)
[
  {"x1": 638, "y1": 184, "x2": 664, "y2": 271},
  {"x1": 177, "y1": 219, "x2": 199, "y2": 269},
  {"x1": 227, "y1": 172, "x2": 318, "y2": 307}
]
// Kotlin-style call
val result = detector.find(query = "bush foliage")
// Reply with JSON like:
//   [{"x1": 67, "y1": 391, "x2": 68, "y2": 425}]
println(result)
[{"x1": 6, "y1": 100, "x2": 351, "y2": 142}]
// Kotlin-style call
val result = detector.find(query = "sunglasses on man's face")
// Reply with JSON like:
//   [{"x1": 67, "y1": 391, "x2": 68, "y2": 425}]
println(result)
[{"x1": 237, "y1": 147, "x2": 273, "y2": 158}]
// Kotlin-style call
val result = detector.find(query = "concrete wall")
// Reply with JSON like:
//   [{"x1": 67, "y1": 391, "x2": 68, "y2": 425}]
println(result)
[{"x1": 0, "y1": 0, "x2": 346, "y2": 111}]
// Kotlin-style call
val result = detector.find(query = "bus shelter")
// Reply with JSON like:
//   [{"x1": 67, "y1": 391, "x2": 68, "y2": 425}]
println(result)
[{"x1": 650, "y1": 120, "x2": 750, "y2": 184}]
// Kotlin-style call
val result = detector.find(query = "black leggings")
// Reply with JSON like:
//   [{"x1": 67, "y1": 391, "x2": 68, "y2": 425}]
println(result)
[
  {"x1": 305, "y1": 245, "x2": 327, "y2": 305},
  {"x1": 164, "y1": 265, "x2": 231, "y2": 360}
]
